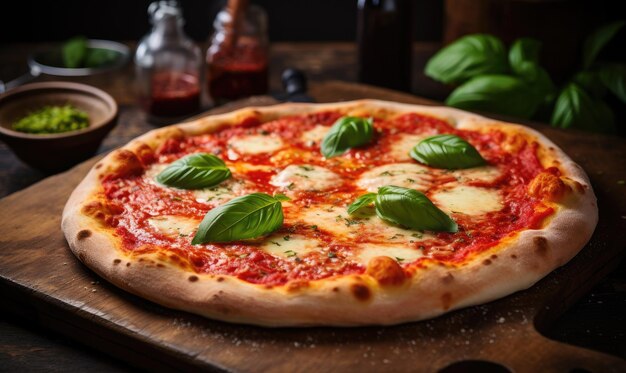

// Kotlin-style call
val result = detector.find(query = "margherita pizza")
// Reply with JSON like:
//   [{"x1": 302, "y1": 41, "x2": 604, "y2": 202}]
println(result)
[{"x1": 62, "y1": 100, "x2": 597, "y2": 326}]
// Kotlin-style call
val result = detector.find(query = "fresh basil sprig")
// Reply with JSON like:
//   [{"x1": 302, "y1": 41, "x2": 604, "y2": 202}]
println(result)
[
  {"x1": 409, "y1": 134, "x2": 485, "y2": 170},
  {"x1": 156, "y1": 153, "x2": 231, "y2": 189},
  {"x1": 347, "y1": 193, "x2": 377, "y2": 215},
  {"x1": 321, "y1": 116, "x2": 374, "y2": 158},
  {"x1": 348, "y1": 186, "x2": 457, "y2": 233},
  {"x1": 192, "y1": 193, "x2": 290, "y2": 244},
  {"x1": 426, "y1": 21, "x2": 625, "y2": 133},
  {"x1": 425, "y1": 34, "x2": 508, "y2": 84}
]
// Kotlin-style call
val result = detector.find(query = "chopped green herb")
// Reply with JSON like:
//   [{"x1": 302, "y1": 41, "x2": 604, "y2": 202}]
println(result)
[
  {"x1": 310, "y1": 225, "x2": 318, "y2": 230},
  {"x1": 287, "y1": 182, "x2": 296, "y2": 190},
  {"x1": 395, "y1": 257, "x2": 405, "y2": 262},
  {"x1": 283, "y1": 235, "x2": 291, "y2": 241},
  {"x1": 406, "y1": 178, "x2": 416, "y2": 183},
  {"x1": 171, "y1": 196, "x2": 183, "y2": 201},
  {"x1": 12, "y1": 105, "x2": 89, "y2": 134},
  {"x1": 299, "y1": 165, "x2": 315, "y2": 171},
  {"x1": 411, "y1": 232, "x2": 424, "y2": 239},
  {"x1": 284, "y1": 250, "x2": 297, "y2": 257},
  {"x1": 271, "y1": 241, "x2": 281, "y2": 246},
  {"x1": 328, "y1": 252, "x2": 337, "y2": 258},
  {"x1": 380, "y1": 171, "x2": 392, "y2": 176}
]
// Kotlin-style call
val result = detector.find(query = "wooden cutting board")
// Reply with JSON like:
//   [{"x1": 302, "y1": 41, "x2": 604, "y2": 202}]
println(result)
[{"x1": 1, "y1": 81, "x2": 625, "y2": 372}]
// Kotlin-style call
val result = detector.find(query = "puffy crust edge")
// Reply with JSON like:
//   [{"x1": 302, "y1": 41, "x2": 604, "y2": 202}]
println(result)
[{"x1": 62, "y1": 100, "x2": 598, "y2": 326}]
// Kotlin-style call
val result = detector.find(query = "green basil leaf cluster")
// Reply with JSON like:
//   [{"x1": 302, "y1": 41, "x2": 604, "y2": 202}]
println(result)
[
  {"x1": 156, "y1": 153, "x2": 231, "y2": 189},
  {"x1": 321, "y1": 116, "x2": 374, "y2": 158},
  {"x1": 551, "y1": 83, "x2": 614, "y2": 132},
  {"x1": 583, "y1": 21, "x2": 625, "y2": 69},
  {"x1": 410, "y1": 134, "x2": 485, "y2": 170},
  {"x1": 426, "y1": 21, "x2": 625, "y2": 133},
  {"x1": 445, "y1": 75, "x2": 542, "y2": 119},
  {"x1": 425, "y1": 34, "x2": 508, "y2": 84},
  {"x1": 348, "y1": 186, "x2": 457, "y2": 233},
  {"x1": 192, "y1": 193, "x2": 290, "y2": 244}
]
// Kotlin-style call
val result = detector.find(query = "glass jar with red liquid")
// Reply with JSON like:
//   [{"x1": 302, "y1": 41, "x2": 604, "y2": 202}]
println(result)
[
  {"x1": 135, "y1": 1, "x2": 202, "y2": 122},
  {"x1": 206, "y1": 0, "x2": 269, "y2": 104}
]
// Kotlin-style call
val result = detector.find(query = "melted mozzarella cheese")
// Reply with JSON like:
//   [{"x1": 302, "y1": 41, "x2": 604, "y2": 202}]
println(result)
[
  {"x1": 229, "y1": 134, "x2": 284, "y2": 155},
  {"x1": 259, "y1": 234, "x2": 323, "y2": 258},
  {"x1": 193, "y1": 178, "x2": 251, "y2": 205},
  {"x1": 148, "y1": 215, "x2": 200, "y2": 237},
  {"x1": 431, "y1": 185, "x2": 503, "y2": 215},
  {"x1": 270, "y1": 164, "x2": 339, "y2": 191},
  {"x1": 388, "y1": 134, "x2": 429, "y2": 161},
  {"x1": 357, "y1": 163, "x2": 433, "y2": 192},
  {"x1": 293, "y1": 204, "x2": 433, "y2": 244},
  {"x1": 301, "y1": 125, "x2": 330, "y2": 145},
  {"x1": 354, "y1": 244, "x2": 424, "y2": 265},
  {"x1": 453, "y1": 166, "x2": 502, "y2": 183}
]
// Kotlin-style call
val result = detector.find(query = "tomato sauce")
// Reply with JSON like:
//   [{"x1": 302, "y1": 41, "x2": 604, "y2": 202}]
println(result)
[{"x1": 102, "y1": 111, "x2": 548, "y2": 285}]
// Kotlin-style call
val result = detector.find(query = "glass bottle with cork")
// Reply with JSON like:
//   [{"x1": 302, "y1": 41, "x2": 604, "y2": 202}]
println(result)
[
  {"x1": 206, "y1": 0, "x2": 269, "y2": 104},
  {"x1": 135, "y1": 1, "x2": 202, "y2": 122}
]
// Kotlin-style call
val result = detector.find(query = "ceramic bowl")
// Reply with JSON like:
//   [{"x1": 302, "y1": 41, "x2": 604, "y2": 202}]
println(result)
[{"x1": 0, "y1": 82, "x2": 118, "y2": 172}]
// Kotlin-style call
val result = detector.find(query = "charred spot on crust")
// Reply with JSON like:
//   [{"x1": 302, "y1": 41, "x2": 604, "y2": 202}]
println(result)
[
  {"x1": 188, "y1": 275, "x2": 198, "y2": 282},
  {"x1": 217, "y1": 277, "x2": 225, "y2": 282},
  {"x1": 441, "y1": 273, "x2": 454, "y2": 284},
  {"x1": 332, "y1": 287, "x2": 340, "y2": 293},
  {"x1": 113, "y1": 259, "x2": 122, "y2": 265},
  {"x1": 483, "y1": 259, "x2": 492, "y2": 265},
  {"x1": 76, "y1": 230, "x2": 91, "y2": 240},
  {"x1": 350, "y1": 284, "x2": 371, "y2": 302},
  {"x1": 156, "y1": 263, "x2": 165, "y2": 268},
  {"x1": 95, "y1": 163, "x2": 103, "y2": 169},
  {"x1": 264, "y1": 285, "x2": 273, "y2": 289},
  {"x1": 126, "y1": 262, "x2": 131, "y2": 267},
  {"x1": 441, "y1": 292, "x2": 453, "y2": 310},
  {"x1": 491, "y1": 254, "x2": 498, "y2": 259},
  {"x1": 366, "y1": 256, "x2": 406, "y2": 286},
  {"x1": 510, "y1": 254, "x2": 518, "y2": 259},
  {"x1": 534, "y1": 236, "x2": 549, "y2": 255}
]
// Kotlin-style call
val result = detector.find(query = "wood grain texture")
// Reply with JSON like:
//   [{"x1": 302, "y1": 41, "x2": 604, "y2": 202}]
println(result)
[{"x1": 0, "y1": 82, "x2": 625, "y2": 372}]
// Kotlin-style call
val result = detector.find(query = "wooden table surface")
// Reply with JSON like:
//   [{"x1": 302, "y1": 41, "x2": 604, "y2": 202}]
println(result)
[{"x1": 0, "y1": 41, "x2": 624, "y2": 371}]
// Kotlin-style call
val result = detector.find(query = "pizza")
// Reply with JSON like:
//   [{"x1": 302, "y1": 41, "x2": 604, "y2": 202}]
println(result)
[{"x1": 62, "y1": 100, "x2": 598, "y2": 326}]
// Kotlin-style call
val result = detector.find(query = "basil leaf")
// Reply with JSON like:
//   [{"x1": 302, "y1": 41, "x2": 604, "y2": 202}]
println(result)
[
  {"x1": 583, "y1": 21, "x2": 625, "y2": 69},
  {"x1": 347, "y1": 193, "x2": 377, "y2": 215},
  {"x1": 62, "y1": 36, "x2": 88, "y2": 68},
  {"x1": 321, "y1": 116, "x2": 374, "y2": 158},
  {"x1": 509, "y1": 38, "x2": 554, "y2": 97},
  {"x1": 156, "y1": 153, "x2": 231, "y2": 189},
  {"x1": 550, "y1": 83, "x2": 615, "y2": 132},
  {"x1": 410, "y1": 134, "x2": 485, "y2": 170},
  {"x1": 446, "y1": 74, "x2": 541, "y2": 119},
  {"x1": 573, "y1": 70, "x2": 607, "y2": 98},
  {"x1": 375, "y1": 186, "x2": 457, "y2": 233},
  {"x1": 599, "y1": 64, "x2": 626, "y2": 103},
  {"x1": 192, "y1": 193, "x2": 288, "y2": 244},
  {"x1": 425, "y1": 34, "x2": 508, "y2": 84}
]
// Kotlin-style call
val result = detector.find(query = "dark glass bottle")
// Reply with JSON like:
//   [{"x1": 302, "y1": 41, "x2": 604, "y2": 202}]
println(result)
[{"x1": 357, "y1": 0, "x2": 413, "y2": 92}]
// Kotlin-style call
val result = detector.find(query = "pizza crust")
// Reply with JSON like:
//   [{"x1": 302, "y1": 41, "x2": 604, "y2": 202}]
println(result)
[{"x1": 62, "y1": 100, "x2": 598, "y2": 326}]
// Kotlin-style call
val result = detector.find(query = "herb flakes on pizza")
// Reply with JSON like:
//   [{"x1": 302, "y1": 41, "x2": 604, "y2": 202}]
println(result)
[{"x1": 62, "y1": 100, "x2": 597, "y2": 326}]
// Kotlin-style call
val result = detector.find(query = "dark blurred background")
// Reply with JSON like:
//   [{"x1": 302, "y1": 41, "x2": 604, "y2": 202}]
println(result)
[
  {"x1": 1, "y1": 0, "x2": 623, "y2": 85},
  {"x1": 0, "y1": 0, "x2": 442, "y2": 43}
]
